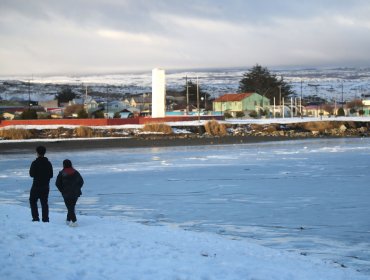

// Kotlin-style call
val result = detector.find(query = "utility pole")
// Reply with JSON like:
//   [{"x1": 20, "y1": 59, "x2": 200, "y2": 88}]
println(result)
[
  {"x1": 277, "y1": 85, "x2": 282, "y2": 117},
  {"x1": 291, "y1": 97, "x2": 293, "y2": 118},
  {"x1": 28, "y1": 79, "x2": 31, "y2": 110},
  {"x1": 308, "y1": 83, "x2": 320, "y2": 118},
  {"x1": 204, "y1": 93, "x2": 207, "y2": 110},
  {"x1": 197, "y1": 76, "x2": 200, "y2": 122},
  {"x1": 341, "y1": 82, "x2": 344, "y2": 108},
  {"x1": 106, "y1": 86, "x2": 109, "y2": 118},
  {"x1": 185, "y1": 75, "x2": 189, "y2": 115},
  {"x1": 300, "y1": 79, "x2": 303, "y2": 117},
  {"x1": 278, "y1": 85, "x2": 282, "y2": 105},
  {"x1": 220, "y1": 93, "x2": 223, "y2": 116}
]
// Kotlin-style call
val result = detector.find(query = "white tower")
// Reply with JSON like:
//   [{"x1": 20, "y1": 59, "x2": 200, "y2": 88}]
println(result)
[{"x1": 152, "y1": 68, "x2": 166, "y2": 118}]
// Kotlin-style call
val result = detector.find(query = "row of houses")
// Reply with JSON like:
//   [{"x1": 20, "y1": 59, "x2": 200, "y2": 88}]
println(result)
[
  {"x1": 62, "y1": 91, "x2": 369, "y2": 118},
  {"x1": 213, "y1": 92, "x2": 370, "y2": 117},
  {"x1": 2, "y1": 92, "x2": 370, "y2": 120}
]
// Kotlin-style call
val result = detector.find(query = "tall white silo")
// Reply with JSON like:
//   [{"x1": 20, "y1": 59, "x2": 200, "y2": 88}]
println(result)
[{"x1": 152, "y1": 68, "x2": 166, "y2": 118}]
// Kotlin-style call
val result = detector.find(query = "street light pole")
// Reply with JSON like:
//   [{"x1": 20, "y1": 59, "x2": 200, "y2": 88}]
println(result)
[{"x1": 341, "y1": 82, "x2": 344, "y2": 108}]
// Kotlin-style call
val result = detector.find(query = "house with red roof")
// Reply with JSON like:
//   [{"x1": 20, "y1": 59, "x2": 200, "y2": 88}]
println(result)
[{"x1": 213, "y1": 92, "x2": 270, "y2": 117}]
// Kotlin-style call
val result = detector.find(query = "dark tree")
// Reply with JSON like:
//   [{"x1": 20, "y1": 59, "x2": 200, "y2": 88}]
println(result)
[
  {"x1": 63, "y1": 104, "x2": 84, "y2": 117},
  {"x1": 77, "y1": 109, "x2": 88, "y2": 119},
  {"x1": 180, "y1": 80, "x2": 211, "y2": 109},
  {"x1": 337, "y1": 107, "x2": 345, "y2": 116},
  {"x1": 239, "y1": 64, "x2": 294, "y2": 104},
  {"x1": 94, "y1": 111, "x2": 105, "y2": 119},
  {"x1": 21, "y1": 109, "x2": 38, "y2": 119},
  {"x1": 55, "y1": 87, "x2": 76, "y2": 105}
]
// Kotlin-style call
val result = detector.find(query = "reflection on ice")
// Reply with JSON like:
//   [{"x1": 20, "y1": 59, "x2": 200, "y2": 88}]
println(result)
[
  {"x1": 78, "y1": 197, "x2": 100, "y2": 205},
  {"x1": 0, "y1": 199, "x2": 21, "y2": 205}
]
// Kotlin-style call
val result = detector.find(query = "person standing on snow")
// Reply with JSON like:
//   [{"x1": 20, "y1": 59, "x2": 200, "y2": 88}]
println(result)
[
  {"x1": 29, "y1": 145, "x2": 53, "y2": 222},
  {"x1": 56, "y1": 159, "x2": 84, "y2": 227}
]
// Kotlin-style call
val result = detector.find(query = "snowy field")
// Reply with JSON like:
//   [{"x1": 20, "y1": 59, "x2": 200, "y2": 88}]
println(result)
[
  {"x1": 1, "y1": 137, "x2": 370, "y2": 279},
  {"x1": 1, "y1": 67, "x2": 370, "y2": 101}
]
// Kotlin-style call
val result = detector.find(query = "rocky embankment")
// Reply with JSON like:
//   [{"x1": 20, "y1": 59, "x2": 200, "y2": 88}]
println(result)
[
  {"x1": 228, "y1": 121, "x2": 370, "y2": 138},
  {"x1": 1, "y1": 120, "x2": 369, "y2": 153},
  {"x1": 1, "y1": 120, "x2": 369, "y2": 140}
]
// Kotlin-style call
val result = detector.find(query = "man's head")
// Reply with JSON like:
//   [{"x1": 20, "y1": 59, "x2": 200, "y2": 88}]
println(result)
[{"x1": 36, "y1": 146, "x2": 46, "y2": 157}]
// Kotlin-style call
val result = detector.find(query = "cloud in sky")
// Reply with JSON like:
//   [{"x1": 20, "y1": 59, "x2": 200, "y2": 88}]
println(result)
[{"x1": 0, "y1": 0, "x2": 370, "y2": 75}]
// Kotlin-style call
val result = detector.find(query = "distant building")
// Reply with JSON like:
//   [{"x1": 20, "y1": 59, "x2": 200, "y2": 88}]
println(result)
[
  {"x1": 38, "y1": 100, "x2": 59, "y2": 111},
  {"x1": 2, "y1": 112, "x2": 15, "y2": 120},
  {"x1": 102, "y1": 101, "x2": 139, "y2": 118},
  {"x1": 363, "y1": 99, "x2": 370, "y2": 106},
  {"x1": 0, "y1": 106, "x2": 25, "y2": 114},
  {"x1": 213, "y1": 93, "x2": 270, "y2": 117},
  {"x1": 304, "y1": 105, "x2": 332, "y2": 117},
  {"x1": 84, "y1": 97, "x2": 100, "y2": 115},
  {"x1": 130, "y1": 94, "x2": 152, "y2": 111},
  {"x1": 362, "y1": 98, "x2": 370, "y2": 115}
]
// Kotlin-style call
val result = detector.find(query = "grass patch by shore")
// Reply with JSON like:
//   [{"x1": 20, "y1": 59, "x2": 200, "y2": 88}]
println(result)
[
  {"x1": 0, "y1": 128, "x2": 33, "y2": 140},
  {"x1": 204, "y1": 120, "x2": 227, "y2": 136},
  {"x1": 142, "y1": 123, "x2": 173, "y2": 134}
]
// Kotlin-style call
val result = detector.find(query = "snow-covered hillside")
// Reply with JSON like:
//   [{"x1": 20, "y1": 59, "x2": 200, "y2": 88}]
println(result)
[{"x1": 1, "y1": 67, "x2": 369, "y2": 102}]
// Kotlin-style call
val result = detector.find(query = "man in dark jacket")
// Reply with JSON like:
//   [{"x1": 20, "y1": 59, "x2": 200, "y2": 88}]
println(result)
[
  {"x1": 29, "y1": 145, "x2": 53, "y2": 222},
  {"x1": 56, "y1": 159, "x2": 84, "y2": 227}
]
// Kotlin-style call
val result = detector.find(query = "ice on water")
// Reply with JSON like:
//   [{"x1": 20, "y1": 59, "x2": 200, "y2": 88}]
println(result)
[{"x1": 1, "y1": 137, "x2": 370, "y2": 274}]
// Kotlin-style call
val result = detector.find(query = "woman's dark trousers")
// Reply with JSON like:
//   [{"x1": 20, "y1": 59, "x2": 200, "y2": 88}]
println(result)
[{"x1": 63, "y1": 197, "x2": 78, "y2": 223}]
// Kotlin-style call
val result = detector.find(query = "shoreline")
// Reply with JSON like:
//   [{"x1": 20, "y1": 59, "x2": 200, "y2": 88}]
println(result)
[
  {"x1": 0, "y1": 135, "x2": 313, "y2": 153},
  {"x1": 1, "y1": 119, "x2": 369, "y2": 153},
  {"x1": 0, "y1": 134, "x2": 353, "y2": 154}
]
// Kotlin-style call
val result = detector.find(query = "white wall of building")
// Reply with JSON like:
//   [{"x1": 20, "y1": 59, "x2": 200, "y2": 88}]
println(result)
[
  {"x1": 152, "y1": 68, "x2": 166, "y2": 118},
  {"x1": 363, "y1": 100, "x2": 370, "y2": 106}
]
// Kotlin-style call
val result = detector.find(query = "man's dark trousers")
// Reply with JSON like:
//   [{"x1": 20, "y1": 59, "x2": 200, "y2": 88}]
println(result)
[{"x1": 29, "y1": 187, "x2": 49, "y2": 222}]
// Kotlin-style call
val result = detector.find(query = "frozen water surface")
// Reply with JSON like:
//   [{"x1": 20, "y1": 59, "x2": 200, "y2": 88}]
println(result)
[{"x1": 1, "y1": 137, "x2": 370, "y2": 274}]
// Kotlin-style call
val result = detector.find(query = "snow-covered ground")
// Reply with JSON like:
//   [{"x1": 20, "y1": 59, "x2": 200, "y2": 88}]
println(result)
[
  {"x1": 1, "y1": 137, "x2": 370, "y2": 279},
  {"x1": 1, "y1": 204, "x2": 366, "y2": 280}
]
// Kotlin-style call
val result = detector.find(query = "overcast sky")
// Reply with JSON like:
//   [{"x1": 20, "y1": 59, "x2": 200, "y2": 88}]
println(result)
[{"x1": 1, "y1": 0, "x2": 370, "y2": 76}]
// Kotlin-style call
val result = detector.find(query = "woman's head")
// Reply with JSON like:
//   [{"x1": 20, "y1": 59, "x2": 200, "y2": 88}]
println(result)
[{"x1": 63, "y1": 159, "x2": 72, "y2": 168}]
